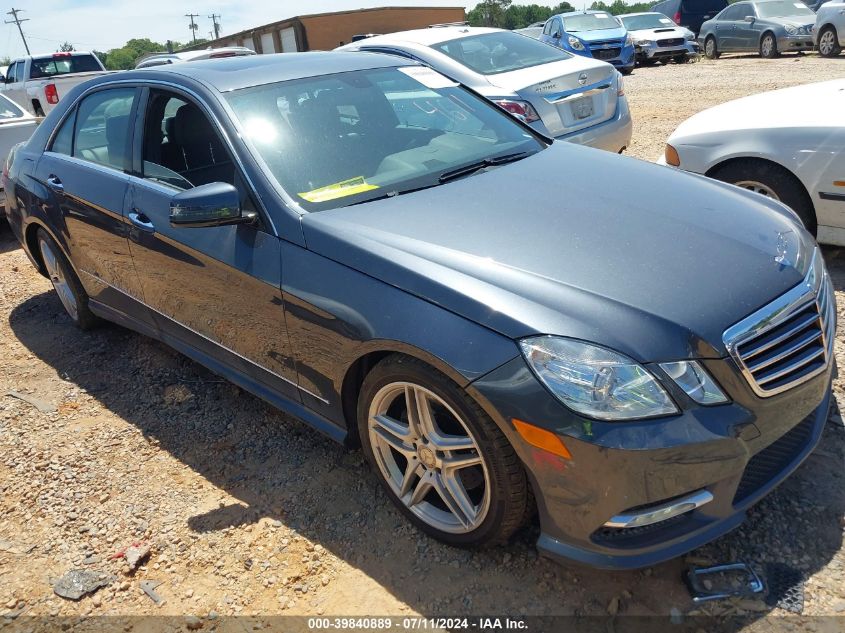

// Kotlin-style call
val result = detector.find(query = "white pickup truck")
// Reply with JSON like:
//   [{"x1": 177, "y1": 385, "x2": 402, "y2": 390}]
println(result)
[{"x1": 0, "y1": 52, "x2": 109, "y2": 117}]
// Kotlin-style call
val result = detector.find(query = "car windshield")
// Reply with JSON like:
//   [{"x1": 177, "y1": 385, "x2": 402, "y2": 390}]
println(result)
[
  {"x1": 29, "y1": 54, "x2": 101, "y2": 78},
  {"x1": 0, "y1": 94, "x2": 26, "y2": 119},
  {"x1": 431, "y1": 31, "x2": 571, "y2": 75},
  {"x1": 563, "y1": 13, "x2": 619, "y2": 32},
  {"x1": 226, "y1": 66, "x2": 544, "y2": 212},
  {"x1": 621, "y1": 14, "x2": 677, "y2": 30},
  {"x1": 755, "y1": 0, "x2": 814, "y2": 16}
]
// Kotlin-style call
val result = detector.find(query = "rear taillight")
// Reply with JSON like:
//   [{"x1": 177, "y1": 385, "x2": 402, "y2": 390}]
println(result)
[
  {"x1": 673, "y1": 11, "x2": 681, "y2": 24},
  {"x1": 492, "y1": 99, "x2": 541, "y2": 124},
  {"x1": 44, "y1": 83, "x2": 59, "y2": 105}
]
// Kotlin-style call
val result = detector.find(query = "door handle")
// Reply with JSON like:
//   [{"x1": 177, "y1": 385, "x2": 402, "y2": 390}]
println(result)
[
  {"x1": 128, "y1": 210, "x2": 155, "y2": 233},
  {"x1": 46, "y1": 174, "x2": 63, "y2": 193}
]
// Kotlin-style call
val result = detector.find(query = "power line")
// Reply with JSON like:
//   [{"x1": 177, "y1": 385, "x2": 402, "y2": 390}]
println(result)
[
  {"x1": 185, "y1": 13, "x2": 200, "y2": 44},
  {"x1": 5, "y1": 7, "x2": 30, "y2": 55},
  {"x1": 209, "y1": 13, "x2": 221, "y2": 40}
]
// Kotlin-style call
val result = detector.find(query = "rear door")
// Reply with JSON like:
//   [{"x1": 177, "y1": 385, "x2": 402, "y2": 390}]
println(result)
[
  {"x1": 124, "y1": 87, "x2": 300, "y2": 400},
  {"x1": 33, "y1": 86, "x2": 155, "y2": 329}
]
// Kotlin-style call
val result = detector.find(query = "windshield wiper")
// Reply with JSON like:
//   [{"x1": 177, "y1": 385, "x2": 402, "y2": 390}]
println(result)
[{"x1": 438, "y1": 151, "x2": 534, "y2": 184}]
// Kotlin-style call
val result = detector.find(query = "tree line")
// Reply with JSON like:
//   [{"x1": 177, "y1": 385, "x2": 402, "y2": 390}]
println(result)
[{"x1": 467, "y1": 0, "x2": 659, "y2": 30}]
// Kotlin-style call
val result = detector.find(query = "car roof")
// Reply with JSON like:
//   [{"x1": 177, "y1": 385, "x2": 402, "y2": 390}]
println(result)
[
  {"x1": 618, "y1": 12, "x2": 666, "y2": 17},
  {"x1": 126, "y1": 51, "x2": 416, "y2": 92},
  {"x1": 339, "y1": 26, "x2": 504, "y2": 48},
  {"x1": 557, "y1": 10, "x2": 613, "y2": 17}
]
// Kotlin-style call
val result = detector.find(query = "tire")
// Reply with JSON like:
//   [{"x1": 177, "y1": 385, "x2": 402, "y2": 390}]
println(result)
[
  {"x1": 710, "y1": 160, "x2": 816, "y2": 235},
  {"x1": 704, "y1": 36, "x2": 719, "y2": 59},
  {"x1": 36, "y1": 229, "x2": 97, "y2": 330},
  {"x1": 760, "y1": 32, "x2": 779, "y2": 58},
  {"x1": 620, "y1": 66, "x2": 633, "y2": 75},
  {"x1": 818, "y1": 26, "x2": 841, "y2": 58},
  {"x1": 357, "y1": 354, "x2": 528, "y2": 548},
  {"x1": 32, "y1": 100, "x2": 45, "y2": 117}
]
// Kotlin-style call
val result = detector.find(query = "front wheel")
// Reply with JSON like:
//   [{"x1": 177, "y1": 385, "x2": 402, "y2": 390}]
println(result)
[
  {"x1": 358, "y1": 355, "x2": 528, "y2": 547},
  {"x1": 818, "y1": 26, "x2": 841, "y2": 58},
  {"x1": 760, "y1": 32, "x2": 779, "y2": 58},
  {"x1": 710, "y1": 161, "x2": 816, "y2": 235},
  {"x1": 704, "y1": 36, "x2": 719, "y2": 59}
]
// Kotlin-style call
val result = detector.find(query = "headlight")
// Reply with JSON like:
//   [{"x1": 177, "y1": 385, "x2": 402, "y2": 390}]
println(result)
[
  {"x1": 659, "y1": 361, "x2": 728, "y2": 405},
  {"x1": 625, "y1": 34, "x2": 633, "y2": 47},
  {"x1": 568, "y1": 35, "x2": 585, "y2": 51},
  {"x1": 519, "y1": 337, "x2": 679, "y2": 421},
  {"x1": 634, "y1": 38, "x2": 654, "y2": 46},
  {"x1": 684, "y1": 29, "x2": 695, "y2": 41},
  {"x1": 784, "y1": 25, "x2": 798, "y2": 35}
]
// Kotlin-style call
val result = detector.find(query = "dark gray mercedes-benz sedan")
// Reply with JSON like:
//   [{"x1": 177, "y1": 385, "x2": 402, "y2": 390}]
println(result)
[{"x1": 3, "y1": 53, "x2": 835, "y2": 569}]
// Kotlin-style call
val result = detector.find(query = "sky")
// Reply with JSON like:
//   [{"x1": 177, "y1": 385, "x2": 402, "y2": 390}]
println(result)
[{"x1": 0, "y1": 0, "x2": 546, "y2": 59}]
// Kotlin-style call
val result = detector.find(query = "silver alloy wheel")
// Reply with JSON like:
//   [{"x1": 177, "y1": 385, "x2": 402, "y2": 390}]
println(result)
[
  {"x1": 705, "y1": 39, "x2": 716, "y2": 57},
  {"x1": 761, "y1": 34, "x2": 775, "y2": 57},
  {"x1": 819, "y1": 30, "x2": 836, "y2": 56},
  {"x1": 368, "y1": 382, "x2": 491, "y2": 534},
  {"x1": 735, "y1": 179, "x2": 780, "y2": 200},
  {"x1": 39, "y1": 238, "x2": 78, "y2": 320}
]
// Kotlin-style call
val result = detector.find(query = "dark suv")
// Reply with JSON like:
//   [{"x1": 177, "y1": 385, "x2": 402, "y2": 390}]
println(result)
[{"x1": 651, "y1": 0, "x2": 729, "y2": 34}]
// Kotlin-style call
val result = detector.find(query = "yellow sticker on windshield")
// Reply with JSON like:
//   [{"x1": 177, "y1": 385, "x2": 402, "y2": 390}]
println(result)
[{"x1": 299, "y1": 177, "x2": 379, "y2": 203}]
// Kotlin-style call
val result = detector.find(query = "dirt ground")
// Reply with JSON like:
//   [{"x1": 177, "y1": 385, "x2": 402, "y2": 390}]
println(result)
[{"x1": 1, "y1": 54, "x2": 845, "y2": 629}]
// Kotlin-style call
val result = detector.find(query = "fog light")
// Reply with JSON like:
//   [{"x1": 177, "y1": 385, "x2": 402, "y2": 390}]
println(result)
[{"x1": 603, "y1": 490, "x2": 713, "y2": 528}]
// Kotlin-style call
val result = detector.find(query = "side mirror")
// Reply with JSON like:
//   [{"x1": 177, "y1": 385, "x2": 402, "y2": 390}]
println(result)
[
  {"x1": 744, "y1": 15, "x2": 755, "y2": 22},
  {"x1": 553, "y1": 31, "x2": 562, "y2": 39},
  {"x1": 169, "y1": 182, "x2": 256, "y2": 228}
]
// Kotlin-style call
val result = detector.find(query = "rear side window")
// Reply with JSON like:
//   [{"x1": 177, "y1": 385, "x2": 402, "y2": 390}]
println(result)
[
  {"x1": 72, "y1": 88, "x2": 136, "y2": 170},
  {"x1": 30, "y1": 54, "x2": 102, "y2": 79},
  {"x1": 0, "y1": 94, "x2": 26, "y2": 119},
  {"x1": 50, "y1": 109, "x2": 76, "y2": 155}
]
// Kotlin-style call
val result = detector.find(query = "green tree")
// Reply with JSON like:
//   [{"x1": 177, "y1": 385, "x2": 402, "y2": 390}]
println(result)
[
  {"x1": 468, "y1": 0, "x2": 513, "y2": 28},
  {"x1": 468, "y1": 1, "x2": 575, "y2": 29},
  {"x1": 589, "y1": 0, "x2": 655, "y2": 14},
  {"x1": 58, "y1": 41, "x2": 75, "y2": 52}
]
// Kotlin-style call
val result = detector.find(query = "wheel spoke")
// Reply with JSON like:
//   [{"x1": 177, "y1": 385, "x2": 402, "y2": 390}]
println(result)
[
  {"x1": 434, "y1": 472, "x2": 476, "y2": 529},
  {"x1": 398, "y1": 459, "x2": 422, "y2": 498},
  {"x1": 428, "y1": 433, "x2": 476, "y2": 452},
  {"x1": 408, "y1": 470, "x2": 434, "y2": 507},
  {"x1": 442, "y1": 451, "x2": 482, "y2": 473},
  {"x1": 405, "y1": 385, "x2": 436, "y2": 441},
  {"x1": 371, "y1": 415, "x2": 415, "y2": 458}
]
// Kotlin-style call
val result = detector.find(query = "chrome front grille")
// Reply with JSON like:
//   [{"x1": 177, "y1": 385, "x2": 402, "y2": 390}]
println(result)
[{"x1": 724, "y1": 249, "x2": 836, "y2": 397}]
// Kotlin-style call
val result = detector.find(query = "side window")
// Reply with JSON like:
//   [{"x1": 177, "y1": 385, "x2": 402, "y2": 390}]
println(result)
[
  {"x1": 50, "y1": 108, "x2": 77, "y2": 155},
  {"x1": 6, "y1": 62, "x2": 17, "y2": 83},
  {"x1": 542, "y1": 20, "x2": 552, "y2": 35},
  {"x1": 553, "y1": 18, "x2": 563, "y2": 36},
  {"x1": 72, "y1": 88, "x2": 135, "y2": 170},
  {"x1": 737, "y1": 4, "x2": 755, "y2": 18},
  {"x1": 140, "y1": 89, "x2": 257, "y2": 214}
]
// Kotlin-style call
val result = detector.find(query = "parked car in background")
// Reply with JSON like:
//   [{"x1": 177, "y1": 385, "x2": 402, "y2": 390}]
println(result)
[
  {"x1": 651, "y1": 0, "x2": 729, "y2": 34},
  {"x1": 804, "y1": 0, "x2": 833, "y2": 10},
  {"x1": 135, "y1": 47, "x2": 256, "y2": 69},
  {"x1": 337, "y1": 27, "x2": 631, "y2": 152},
  {"x1": 515, "y1": 21, "x2": 547, "y2": 39},
  {"x1": 699, "y1": 0, "x2": 816, "y2": 59},
  {"x1": 0, "y1": 94, "x2": 38, "y2": 214},
  {"x1": 5, "y1": 53, "x2": 835, "y2": 570},
  {"x1": 540, "y1": 11, "x2": 636, "y2": 74},
  {"x1": 663, "y1": 79, "x2": 845, "y2": 246},
  {"x1": 0, "y1": 52, "x2": 108, "y2": 117},
  {"x1": 619, "y1": 12, "x2": 700, "y2": 64},
  {"x1": 814, "y1": 1, "x2": 845, "y2": 57}
]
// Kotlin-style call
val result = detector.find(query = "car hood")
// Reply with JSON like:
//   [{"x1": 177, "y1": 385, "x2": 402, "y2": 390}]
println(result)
[
  {"x1": 669, "y1": 79, "x2": 845, "y2": 136},
  {"x1": 629, "y1": 26, "x2": 688, "y2": 39},
  {"x1": 301, "y1": 143, "x2": 813, "y2": 363},
  {"x1": 569, "y1": 27, "x2": 627, "y2": 42},
  {"x1": 763, "y1": 15, "x2": 815, "y2": 28}
]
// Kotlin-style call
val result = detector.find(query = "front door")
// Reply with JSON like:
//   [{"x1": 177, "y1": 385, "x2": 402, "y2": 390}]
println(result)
[
  {"x1": 124, "y1": 88, "x2": 300, "y2": 400},
  {"x1": 33, "y1": 86, "x2": 155, "y2": 329}
]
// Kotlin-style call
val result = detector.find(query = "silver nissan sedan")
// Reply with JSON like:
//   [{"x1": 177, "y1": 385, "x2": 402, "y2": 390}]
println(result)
[{"x1": 337, "y1": 26, "x2": 632, "y2": 153}]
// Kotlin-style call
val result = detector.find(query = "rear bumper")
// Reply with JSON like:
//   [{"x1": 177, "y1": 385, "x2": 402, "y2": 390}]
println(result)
[
  {"x1": 554, "y1": 95, "x2": 632, "y2": 153},
  {"x1": 470, "y1": 352, "x2": 834, "y2": 570}
]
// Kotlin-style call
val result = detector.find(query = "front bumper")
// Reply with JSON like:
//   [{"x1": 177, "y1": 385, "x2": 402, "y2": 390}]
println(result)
[
  {"x1": 554, "y1": 95, "x2": 632, "y2": 153},
  {"x1": 636, "y1": 41, "x2": 699, "y2": 61},
  {"x1": 470, "y1": 350, "x2": 834, "y2": 570},
  {"x1": 778, "y1": 34, "x2": 814, "y2": 51}
]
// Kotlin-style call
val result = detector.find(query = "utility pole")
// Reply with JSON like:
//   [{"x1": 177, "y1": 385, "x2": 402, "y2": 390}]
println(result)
[
  {"x1": 5, "y1": 8, "x2": 30, "y2": 56},
  {"x1": 209, "y1": 13, "x2": 221, "y2": 40},
  {"x1": 185, "y1": 13, "x2": 200, "y2": 44}
]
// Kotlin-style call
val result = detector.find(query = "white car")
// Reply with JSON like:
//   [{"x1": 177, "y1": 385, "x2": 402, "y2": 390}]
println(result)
[
  {"x1": 814, "y1": 1, "x2": 845, "y2": 57},
  {"x1": 618, "y1": 12, "x2": 699, "y2": 64},
  {"x1": 662, "y1": 79, "x2": 845, "y2": 246},
  {"x1": 0, "y1": 93, "x2": 38, "y2": 212},
  {"x1": 337, "y1": 27, "x2": 632, "y2": 153}
]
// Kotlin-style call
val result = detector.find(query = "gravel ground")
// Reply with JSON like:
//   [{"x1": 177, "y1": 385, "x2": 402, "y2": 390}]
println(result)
[{"x1": 1, "y1": 54, "x2": 844, "y2": 628}]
